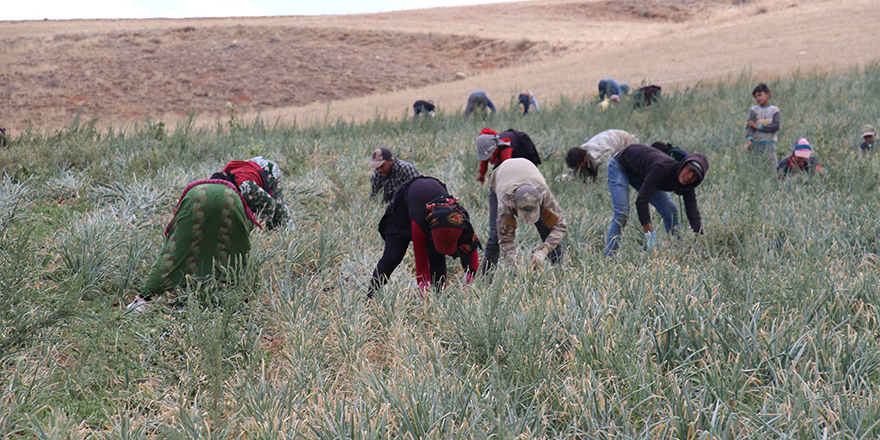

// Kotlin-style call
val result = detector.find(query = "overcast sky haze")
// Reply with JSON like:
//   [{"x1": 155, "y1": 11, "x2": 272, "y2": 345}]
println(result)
[{"x1": 5, "y1": 0, "x2": 522, "y2": 20}]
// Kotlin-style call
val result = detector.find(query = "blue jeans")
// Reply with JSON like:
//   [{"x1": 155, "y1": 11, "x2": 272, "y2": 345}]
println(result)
[{"x1": 605, "y1": 158, "x2": 679, "y2": 256}]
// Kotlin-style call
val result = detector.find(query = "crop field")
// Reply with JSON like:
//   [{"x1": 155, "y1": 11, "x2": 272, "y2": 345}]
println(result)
[{"x1": 2, "y1": 66, "x2": 880, "y2": 438}]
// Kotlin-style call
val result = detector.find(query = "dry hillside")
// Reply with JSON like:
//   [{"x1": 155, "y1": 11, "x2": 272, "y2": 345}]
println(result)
[{"x1": 0, "y1": 0, "x2": 878, "y2": 133}]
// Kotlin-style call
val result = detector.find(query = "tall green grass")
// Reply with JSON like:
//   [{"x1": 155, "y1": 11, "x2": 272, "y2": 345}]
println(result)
[{"x1": 2, "y1": 63, "x2": 880, "y2": 438}]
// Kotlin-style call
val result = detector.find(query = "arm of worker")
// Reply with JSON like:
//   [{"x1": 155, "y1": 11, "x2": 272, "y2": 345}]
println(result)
[
  {"x1": 459, "y1": 246, "x2": 479, "y2": 285},
  {"x1": 760, "y1": 111, "x2": 781, "y2": 133},
  {"x1": 745, "y1": 108, "x2": 759, "y2": 143},
  {"x1": 240, "y1": 180, "x2": 278, "y2": 227},
  {"x1": 681, "y1": 190, "x2": 703, "y2": 234},
  {"x1": 369, "y1": 171, "x2": 382, "y2": 200},
  {"x1": 536, "y1": 190, "x2": 567, "y2": 254},
  {"x1": 633, "y1": 172, "x2": 663, "y2": 233},
  {"x1": 498, "y1": 212, "x2": 518, "y2": 262},
  {"x1": 478, "y1": 160, "x2": 489, "y2": 182},
  {"x1": 411, "y1": 220, "x2": 432, "y2": 291}
]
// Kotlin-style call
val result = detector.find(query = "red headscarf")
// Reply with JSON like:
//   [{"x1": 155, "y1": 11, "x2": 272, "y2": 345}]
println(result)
[{"x1": 431, "y1": 227, "x2": 463, "y2": 255}]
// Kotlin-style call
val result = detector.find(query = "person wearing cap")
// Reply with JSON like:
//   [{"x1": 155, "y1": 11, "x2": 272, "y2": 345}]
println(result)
[
  {"x1": 488, "y1": 158, "x2": 566, "y2": 270},
  {"x1": 517, "y1": 90, "x2": 540, "y2": 116},
  {"x1": 605, "y1": 144, "x2": 709, "y2": 256},
  {"x1": 858, "y1": 124, "x2": 876, "y2": 158},
  {"x1": 413, "y1": 99, "x2": 435, "y2": 117},
  {"x1": 475, "y1": 128, "x2": 543, "y2": 272},
  {"x1": 598, "y1": 78, "x2": 630, "y2": 100},
  {"x1": 464, "y1": 91, "x2": 496, "y2": 120},
  {"x1": 776, "y1": 138, "x2": 824, "y2": 179},
  {"x1": 369, "y1": 147, "x2": 421, "y2": 203},
  {"x1": 368, "y1": 176, "x2": 480, "y2": 296},
  {"x1": 476, "y1": 128, "x2": 541, "y2": 183},
  {"x1": 564, "y1": 129, "x2": 640, "y2": 182}
]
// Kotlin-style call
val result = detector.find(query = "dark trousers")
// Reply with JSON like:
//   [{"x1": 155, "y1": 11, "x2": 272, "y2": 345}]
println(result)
[
  {"x1": 464, "y1": 93, "x2": 489, "y2": 120},
  {"x1": 370, "y1": 234, "x2": 447, "y2": 294}
]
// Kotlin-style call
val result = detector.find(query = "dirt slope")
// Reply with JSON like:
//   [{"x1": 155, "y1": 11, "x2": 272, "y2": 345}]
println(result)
[{"x1": 0, "y1": 0, "x2": 878, "y2": 133}]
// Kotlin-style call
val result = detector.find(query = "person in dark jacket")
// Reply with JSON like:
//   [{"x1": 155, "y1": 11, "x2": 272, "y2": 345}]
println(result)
[
  {"x1": 413, "y1": 100, "x2": 435, "y2": 116},
  {"x1": 776, "y1": 138, "x2": 824, "y2": 179},
  {"x1": 368, "y1": 177, "x2": 480, "y2": 297},
  {"x1": 605, "y1": 144, "x2": 709, "y2": 256},
  {"x1": 598, "y1": 78, "x2": 629, "y2": 100}
]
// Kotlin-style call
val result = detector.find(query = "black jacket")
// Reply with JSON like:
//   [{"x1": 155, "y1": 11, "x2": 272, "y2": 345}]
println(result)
[
  {"x1": 379, "y1": 177, "x2": 447, "y2": 239},
  {"x1": 615, "y1": 144, "x2": 708, "y2": 233}
]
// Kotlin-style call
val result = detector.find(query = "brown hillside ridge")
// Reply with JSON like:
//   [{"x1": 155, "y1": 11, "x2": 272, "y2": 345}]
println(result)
[
  {"x1": 0, "y1": 26, "x2": 568, "y2": 131},
  {"x1": 1, "y1": 0, "x2": 878, "y2": 134}
]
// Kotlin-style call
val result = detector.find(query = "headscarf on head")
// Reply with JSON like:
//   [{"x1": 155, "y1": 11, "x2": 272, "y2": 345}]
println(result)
[
  {"x1": 431, "y1": 227, "x2": 463, "y2": 255},
  {"x1": 476, "y1": 128, "x2": 511, "y2": 161},
  {"x1": 425, "y1": 195, "x2": 481, "y2": 257}
]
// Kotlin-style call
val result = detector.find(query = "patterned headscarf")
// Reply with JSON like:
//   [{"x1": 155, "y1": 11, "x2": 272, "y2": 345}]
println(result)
[
  {"x1": 425, "y1": 195, "x2": 481, "y2": 257},
  {"x1": 432, "y1": 227, "x2": 463, "y2": 255}
]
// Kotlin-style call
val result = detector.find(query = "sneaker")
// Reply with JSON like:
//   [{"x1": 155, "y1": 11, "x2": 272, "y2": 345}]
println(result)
[{"x1": 126, "y1": 295, "x2": 150, "y2": 314}]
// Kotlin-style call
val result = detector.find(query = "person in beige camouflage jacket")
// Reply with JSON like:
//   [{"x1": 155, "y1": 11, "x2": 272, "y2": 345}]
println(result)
[{"x1": 488, "y1": 158, "x2": 567, "y2": 270}]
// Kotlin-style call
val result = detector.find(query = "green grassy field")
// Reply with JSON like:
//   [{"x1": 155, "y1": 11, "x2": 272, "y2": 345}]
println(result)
[{"x1": 3, "y1": 65, "x2": 880, "y2": 439}]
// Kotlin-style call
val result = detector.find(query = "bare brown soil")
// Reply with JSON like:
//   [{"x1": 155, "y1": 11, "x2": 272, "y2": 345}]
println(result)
[
  {"x1": 1, "y1": 0, "x2": 878, "y2": 133},
  {"x1": 0, "y1": 25, "x2": 567, "y2": 130}
]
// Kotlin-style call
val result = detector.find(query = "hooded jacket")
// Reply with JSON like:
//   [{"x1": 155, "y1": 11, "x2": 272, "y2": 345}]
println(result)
[{"x1": 615, "y1": 144, "x2": 708, "y2": 233}]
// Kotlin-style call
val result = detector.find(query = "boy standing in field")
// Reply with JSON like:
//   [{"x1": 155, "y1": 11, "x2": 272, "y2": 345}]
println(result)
[{"x1": 745, "y1": 83, "x2": 781, "y2": 169}]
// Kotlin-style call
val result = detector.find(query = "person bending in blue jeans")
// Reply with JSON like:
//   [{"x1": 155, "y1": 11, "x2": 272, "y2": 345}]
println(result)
[{"x1": 605, "y1": 144, "x2": 709, "y2": 256}]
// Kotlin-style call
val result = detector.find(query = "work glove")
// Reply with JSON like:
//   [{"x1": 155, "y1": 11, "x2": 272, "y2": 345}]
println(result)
[
  {"x1": 645, "y1": 231, "x2": 657, "y2": 251},
  {"x1": 530, "y1": 247, "x2": 548, "y2": 270}
]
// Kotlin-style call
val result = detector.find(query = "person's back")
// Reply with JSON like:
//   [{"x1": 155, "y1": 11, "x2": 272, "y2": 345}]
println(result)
[
  {"x1": 465, "y1": 91, "x2": 496, "y2": 119},
  {"x1": 583, "y1": 130, "x2": 639, "y2": 166},
  {"x1": 598, "y1": 79, "x2": 629, "y2": 100},
  {"x1": 565, "y1": 130, "x2": 639, "y2": 182},
  {"x1": 383, "y1": 177, "x2": 447, "y2": 237},
  {"x1": 413, "y1": 100, "x2": 435, "y2": 116},
  {"x1": 491, "y1": 157, "x2": 548, "y2": 196}
]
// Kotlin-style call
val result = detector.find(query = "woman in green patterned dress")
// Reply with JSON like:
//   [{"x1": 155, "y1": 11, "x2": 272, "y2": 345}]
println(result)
[{"x1": 127, "y1": 176, "x2": 262, "y2": 312}]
